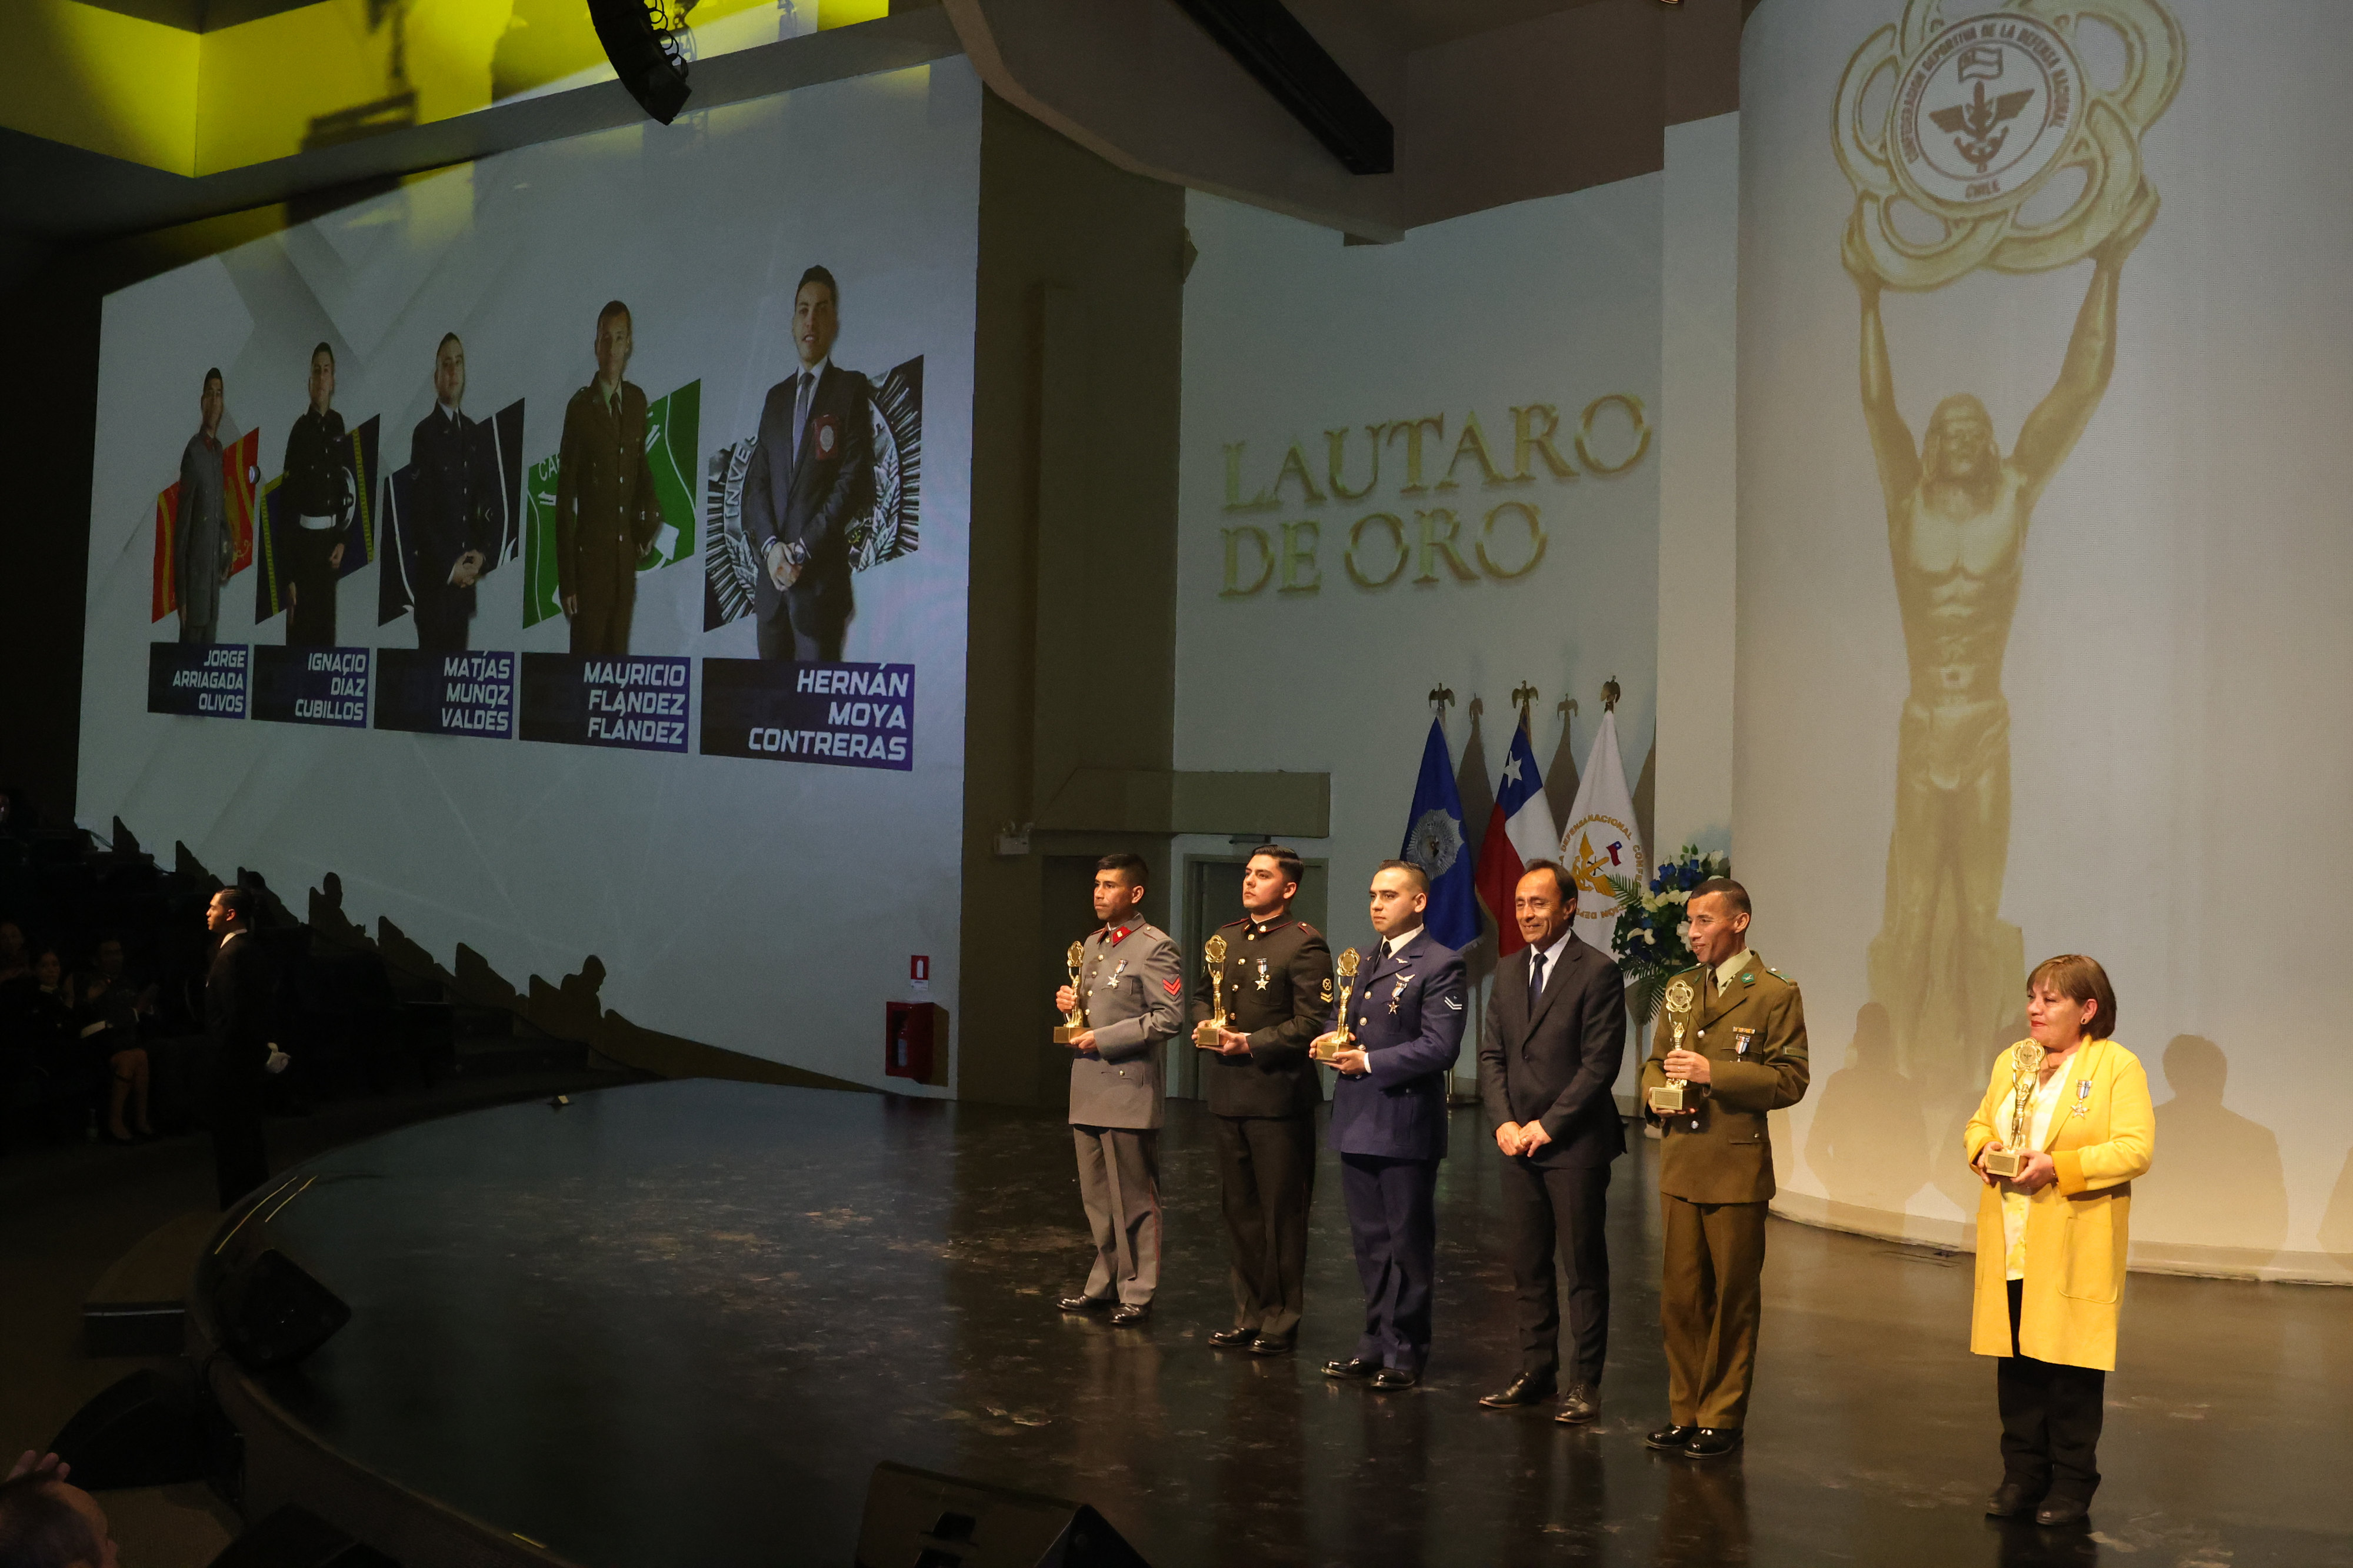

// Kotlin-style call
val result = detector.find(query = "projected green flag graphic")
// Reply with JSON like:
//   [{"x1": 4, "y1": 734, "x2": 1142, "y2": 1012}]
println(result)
[{"x1": 523, "y1": 380, "x2": 701, "y2": 628}]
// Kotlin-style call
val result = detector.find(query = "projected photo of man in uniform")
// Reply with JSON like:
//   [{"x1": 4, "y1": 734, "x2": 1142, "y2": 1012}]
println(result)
[
  {"x1": 282, "y1": 342, "x2": 354, "y2": 648},
  {"x1": 744, "y1": 265, "x2": 871, "y2": 661},
  {"x1": 405, "y1": 332, "x2": 504, "y2": 652},
  {"x1": 556, "y1": 301, "x2": 665, "y2": 657}
]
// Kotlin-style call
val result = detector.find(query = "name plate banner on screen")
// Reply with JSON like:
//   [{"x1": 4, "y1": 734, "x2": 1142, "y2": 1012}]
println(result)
[
  {"x1": 252, "y1": 647, "x2": 371, "y2": 728},
  {"x1": 519, "y1": 655, "x2": 692, "y2": 753},
  {"x1": 375, "y1": 649, "x2": 516, "y2": 739},
  {"x1": 701, "y1": 659, "x2": 914, "y2": 770},
  {"x1": 148, "y1": 644, "x2": 249, "y2": 718}
]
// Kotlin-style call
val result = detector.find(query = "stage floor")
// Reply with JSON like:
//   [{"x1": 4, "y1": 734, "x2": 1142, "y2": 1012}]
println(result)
[{"x1": 244, "y1": 1080, "x2": 2351, "y2": 1567}]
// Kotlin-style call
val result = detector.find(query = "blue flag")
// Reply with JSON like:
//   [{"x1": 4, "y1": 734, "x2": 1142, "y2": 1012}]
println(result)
[{"x1": 1399, "y1": 716, "x2": 1479, "y2": 950}]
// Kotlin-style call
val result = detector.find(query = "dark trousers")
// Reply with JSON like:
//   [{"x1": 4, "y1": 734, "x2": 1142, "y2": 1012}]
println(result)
[
  {"x1": 1340, "y1": 1153, "x2": 1438, "y2": 1371},
  {"x1": 755, "y1": 603, "x2": 842, "y2": 662},
  {"x1": 286, "y1": 529, "x2": 339, "y2": 646},
  {"x1": 414, "y1": 585, "x2": 472, "y2": 652},
  {"x1": 207, "y1": 1063, "x2": 268, "y2": 1210},
  {"x1": 1213, "y1": 1113, "x2": 1314, "y2": 1339},
  {"x1": 1501, "y1": 1156, "x2": 1612, "y2": 1386},
  {"x1": 1999, "y1": 1279, "x2": 2105, "y2": 1499},
  {"x1": 1662, "y1": 1193, "x2": 1767, "y2": 1429},
  {"x1": 569, "y1": 579, "x2": 635, "y2": 656}
]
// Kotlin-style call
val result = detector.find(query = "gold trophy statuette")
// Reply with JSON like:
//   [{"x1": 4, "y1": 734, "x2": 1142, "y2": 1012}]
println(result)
[
  {"x1": 1981, "y1": 1041, "x2": 2047, "y2": 1180},
  {"x1": 1649, "y1": 977, "x2": 1698, "y2": 1116},
  {"x1": 1312, "y1": 949, "x2": 1362, "y2": 1064},
  {"x1": 1052, "y1": 941, "x2": 1088, "y2": 1045},
  {"x1": 1192, "y1": 933, "x2": 1230, "y2": 1049}
]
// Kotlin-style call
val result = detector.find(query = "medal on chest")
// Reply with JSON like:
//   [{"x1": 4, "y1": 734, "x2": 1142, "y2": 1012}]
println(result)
[
  {"x1": 1732, "y1": 1026, "x2": 1757, "y2": 1056},
  {"x1": 1255, "y1": 958, "x2": 1270, "y2": 991}
]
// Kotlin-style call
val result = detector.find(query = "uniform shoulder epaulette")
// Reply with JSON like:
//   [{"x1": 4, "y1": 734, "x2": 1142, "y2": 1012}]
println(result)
[
  {"x1": 1298, "y1": 922, "x2": 1320, "y2": 937},
  {"x1": 1767, "y1": 966, "x2": 1795, "y2": 985}
]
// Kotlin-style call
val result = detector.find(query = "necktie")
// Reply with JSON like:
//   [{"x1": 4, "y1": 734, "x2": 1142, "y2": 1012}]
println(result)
[
  {"x1": 1528, "y1": 949, "x2": 1546, "y2": 1011},
  {"x1": 792, "y1": 371, "x2": 815, "y2": 461}
]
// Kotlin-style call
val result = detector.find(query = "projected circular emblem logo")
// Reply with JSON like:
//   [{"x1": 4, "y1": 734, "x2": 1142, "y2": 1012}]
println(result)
[
  {"x1": 1893, "y1": 15, "x2": 2079, "y2": 215},
  {"x1": 1834, "y1": 0, "x2": 2185, "y2": 289},
  {"x1": 1405, "y1": 809, "x2": 1464, "y2": 879}
]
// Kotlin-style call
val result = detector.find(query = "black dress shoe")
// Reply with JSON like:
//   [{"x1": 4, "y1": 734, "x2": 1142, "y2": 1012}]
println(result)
[
  {"x1": 1644, "y1": 1423, "x2": 1697, "y2": 1451},
  {"x1": 1684, "y1": 1427, "x2": 1744, "y2": 1459},
  {"x1": 1324, "y1": 1357, "x2": 1379, "y2": 1380},
  {"x1": 2034, "y1": 1495, "x2": 2090, "y2": 1527},
  {"x1": 1371, "y1": 1367, "x2": 1418, "y2": 1391},
  {"x1": 1058, "y1": 1293, "x2": 1111, "y2": 1313},
  {"x1": 1110, "y1": 1303, "x2": 1151, "y2": 1327},
  {"x1": 1478, "y1": 1373, "x2": 1557, "y2": 1409},
  {"x1": 1552, "y1": 1384, "x2": 1599, "y2": 1424},
  {"x1": 1207, "y1": 1326, "x2": 1258, "y2": 1349},
  {"x1": 1985, "y1": 1478, "x2": 2045, "y2": 1517},
  {"x1": 1247, "y1": 1335, "x2": 1295, "y2": 1357}
]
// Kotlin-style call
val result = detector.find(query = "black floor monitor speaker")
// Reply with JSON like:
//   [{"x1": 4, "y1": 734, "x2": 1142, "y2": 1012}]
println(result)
[
  {"x1": 47, "y1": 1368, "x2": 207, "y2": 1490},
  {"x1": 207, "y1": 1504, "x2": 398, "y2": 1567},
  {"x1": 216, "y1": 1249, "x2": 351, "y2": 1369},
  {"x1": 856, "y1": 1463, "x2": 1149, "y2": 1568}
]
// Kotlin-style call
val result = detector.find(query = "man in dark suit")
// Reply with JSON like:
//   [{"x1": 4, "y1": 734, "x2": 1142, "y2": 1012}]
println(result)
[
  {"x1": 742, "y1": 265, "x2": 871, "y2": 661},
  {"x1": 1312, "y1": 860, "x2": 1466, "y2": 1390},
  {"x1": 1475, "y1": 859, "x2": 1629, "y2": 1423},
  {"x1": 556, "y1": 301, "x2": 665, "y2": 656},
  {"x1": 405, "y1": 333, "x2": 504, "y2": 651},
  {"x1": 1189, "y1": 845, "x2": 1332, "y2": 1355},
  {"x1": 203, "y1": 887, "x2": 275, "y2": 1209}
]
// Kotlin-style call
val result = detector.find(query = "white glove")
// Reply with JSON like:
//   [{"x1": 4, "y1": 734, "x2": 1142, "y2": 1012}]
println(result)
[{"x1": 264, "y1": 1048, "x2": 291, "y2": 1075}]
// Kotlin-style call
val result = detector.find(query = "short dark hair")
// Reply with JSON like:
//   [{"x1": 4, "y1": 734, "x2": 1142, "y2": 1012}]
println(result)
[
  {"x1": 1375, "y1": 858, "x2": 1429, "y2": 894},
  {"x1": 1517, "y1": 859, "x2": 1573, "y2": 903},
  {"x1": 202, "y1": 367, "x2": 222, "y2": 392},
  {"x1": 1248, "y1": 845, "x2": 1304, "y2": 889},
  {"x1": 311, "y1": 341, "x2": 334, "y2": 368},
  {"x1": 1691, "y1": 877, "x2": 1750, "y2": 918},
  {"x1": 795, "y1": 265, "x2": 839, "y2": 307},
  {"x1": 436, "y1": 332, "x2": 462, "y2": 357},
  {"x1": 1095, "y1": 853, "x2": 1148, "y2": 888},
  {"x1": 596, "y1": 299, "x2": 631, "y2": 331},
  {"x1": 214, "y1": 886, "x2": 254, "y2": 925},
  {"x1": 0, "y1": 1472, "x2": 101, "y2": 1568},
  {"x1": 2028, "y1": 954, "x2": 2118, "y2": 1042}
]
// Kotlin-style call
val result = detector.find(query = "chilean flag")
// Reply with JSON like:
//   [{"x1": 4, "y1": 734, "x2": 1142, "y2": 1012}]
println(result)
[{"x1": 1472, "y1": 722, "x2": 1558, "y2": 956}]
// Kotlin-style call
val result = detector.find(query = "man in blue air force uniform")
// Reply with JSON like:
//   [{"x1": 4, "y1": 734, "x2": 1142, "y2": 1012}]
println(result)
[
  {"x1": 1312, "y1": 859, "x2": 1467, "y2": 1390},
  {"x1": 1054, "y1": 853, "x2": 1183, "y2": 1326}
]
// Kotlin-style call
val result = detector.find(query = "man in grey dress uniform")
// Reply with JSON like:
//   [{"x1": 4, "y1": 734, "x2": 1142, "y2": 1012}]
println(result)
[
  {"x1": 1054, "y1": 852, "x2": 1183, "y2": 1326},
  {"x1": 176, "y1": 368, "x2": 231, "y2": 645}
]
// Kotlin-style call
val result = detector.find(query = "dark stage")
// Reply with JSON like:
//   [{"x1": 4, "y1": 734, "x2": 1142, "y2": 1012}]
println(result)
[{"x1": 206, "y1": 1080, "x2": 2351, "y2": 1566}]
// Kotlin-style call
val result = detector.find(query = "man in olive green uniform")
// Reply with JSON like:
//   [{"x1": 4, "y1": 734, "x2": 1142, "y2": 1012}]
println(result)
[
  {"x1": 1639, "y1": 877, "x2": 1809, "y2": 1458},
  {"x1": 1189, "y1": 844, "x2": 1331, "y2": 1354},
  {"x1": 556, "y1": 300, "x2": 666, "y2": 656}
]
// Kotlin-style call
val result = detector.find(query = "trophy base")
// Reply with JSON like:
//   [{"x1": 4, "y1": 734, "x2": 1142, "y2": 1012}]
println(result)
[
  {"x1": 1309, "y1": 1037, "x2": 1351, "y2": 1065},
  {"x1": 1052, "y1": 1023, "x2": 1085, "y2": 1045},
  {"x1": 1192, "y1": 1020, "x2": 1227, "y2": 1049},
  {"x1": 1982, "y1": 1147, "x2": 2026, "y2": 1180},
  {"x1": 1649, "y1": 1085, "x2": 1690, "y2": 1115}
]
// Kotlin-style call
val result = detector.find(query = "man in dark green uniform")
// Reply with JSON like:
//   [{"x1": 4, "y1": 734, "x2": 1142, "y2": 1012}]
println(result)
[
  {"x1": 1638, "y1": 876, "x2": 1809, "y2": 1459},
  {"x1": 1189, "y1": 844, "x2": 1331, "y2": 1354},
  {"x1": 281, "y1": 342, "x2": 355, "y2": 648},
  {"x1": 555, "y1": 300, "x2": 665, "y2": 656}
]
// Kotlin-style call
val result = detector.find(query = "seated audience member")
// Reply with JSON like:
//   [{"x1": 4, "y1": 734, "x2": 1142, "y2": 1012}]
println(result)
[
  {"x1": 69, "y1": 938, "x2": 155, "y2": 1143},
  {"x1": 5, "y1": 950, "x2": 82, "y2": 1134},
  {"x1": 0, "y1": 1449, "x2": 118, "y2": 1568},
  {"x1": 0, "y1": 922, "x2": 27, "y2": 987}
]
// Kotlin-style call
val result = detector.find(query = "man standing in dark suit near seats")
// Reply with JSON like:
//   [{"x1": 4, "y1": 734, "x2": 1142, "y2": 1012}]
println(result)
[
  {"x1": 1476, "y1": 859, "x2": 1629, "y2": 1424},
  {"x1": 556, "y1": 301, "x2": 664, "y2": 656},
  {"x1": 1190, "y1": 845, "x2": 1331, "y2": 1355},
  {"x1": 742, "y1": 266, "x2": 871, "y2": 661},
  {"x1": 1054, "y1": 853, "x2": 1183, "y2": 1327},
  {"x1": 405, "y1": 333, "x2": 504, "y2": 651},
  {"x1": 1312, "y1": 860, "x2": 1465, "y2": 1391},
  {"x1": 203, "y1": 887, "x2": 275, "y2": 1209}
]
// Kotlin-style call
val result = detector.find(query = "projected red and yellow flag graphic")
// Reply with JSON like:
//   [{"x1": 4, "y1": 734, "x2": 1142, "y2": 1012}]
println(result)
[{"x1": 150, "y1": 428, "x2": 259, "y2": 622}]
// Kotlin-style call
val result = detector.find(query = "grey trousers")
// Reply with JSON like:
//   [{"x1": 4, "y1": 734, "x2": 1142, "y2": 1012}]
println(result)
[{"x1": 1074, "y1": 1125, "x2": 1161, "y2": 1306}]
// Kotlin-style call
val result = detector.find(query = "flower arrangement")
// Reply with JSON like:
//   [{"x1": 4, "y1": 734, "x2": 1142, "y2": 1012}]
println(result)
[{"x1": 1607, "y1": 845, "x2": 1732, "y2": 1021}]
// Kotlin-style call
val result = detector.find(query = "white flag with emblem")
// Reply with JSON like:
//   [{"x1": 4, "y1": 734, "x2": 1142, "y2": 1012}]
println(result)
[{"x1": 1558, "y1": 706, "x2": 1648, "y2": 958}]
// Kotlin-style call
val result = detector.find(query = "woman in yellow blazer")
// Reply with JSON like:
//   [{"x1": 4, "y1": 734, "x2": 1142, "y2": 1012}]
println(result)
[{"x1": 1964, "y1": 954, "x2": 2153, "y2": 1529}]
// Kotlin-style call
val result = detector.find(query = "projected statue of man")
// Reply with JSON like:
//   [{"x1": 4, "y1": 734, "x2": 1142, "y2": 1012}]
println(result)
[{"x1": 1844, "y1": 191, "x2": 2154, "y2": 1102}]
